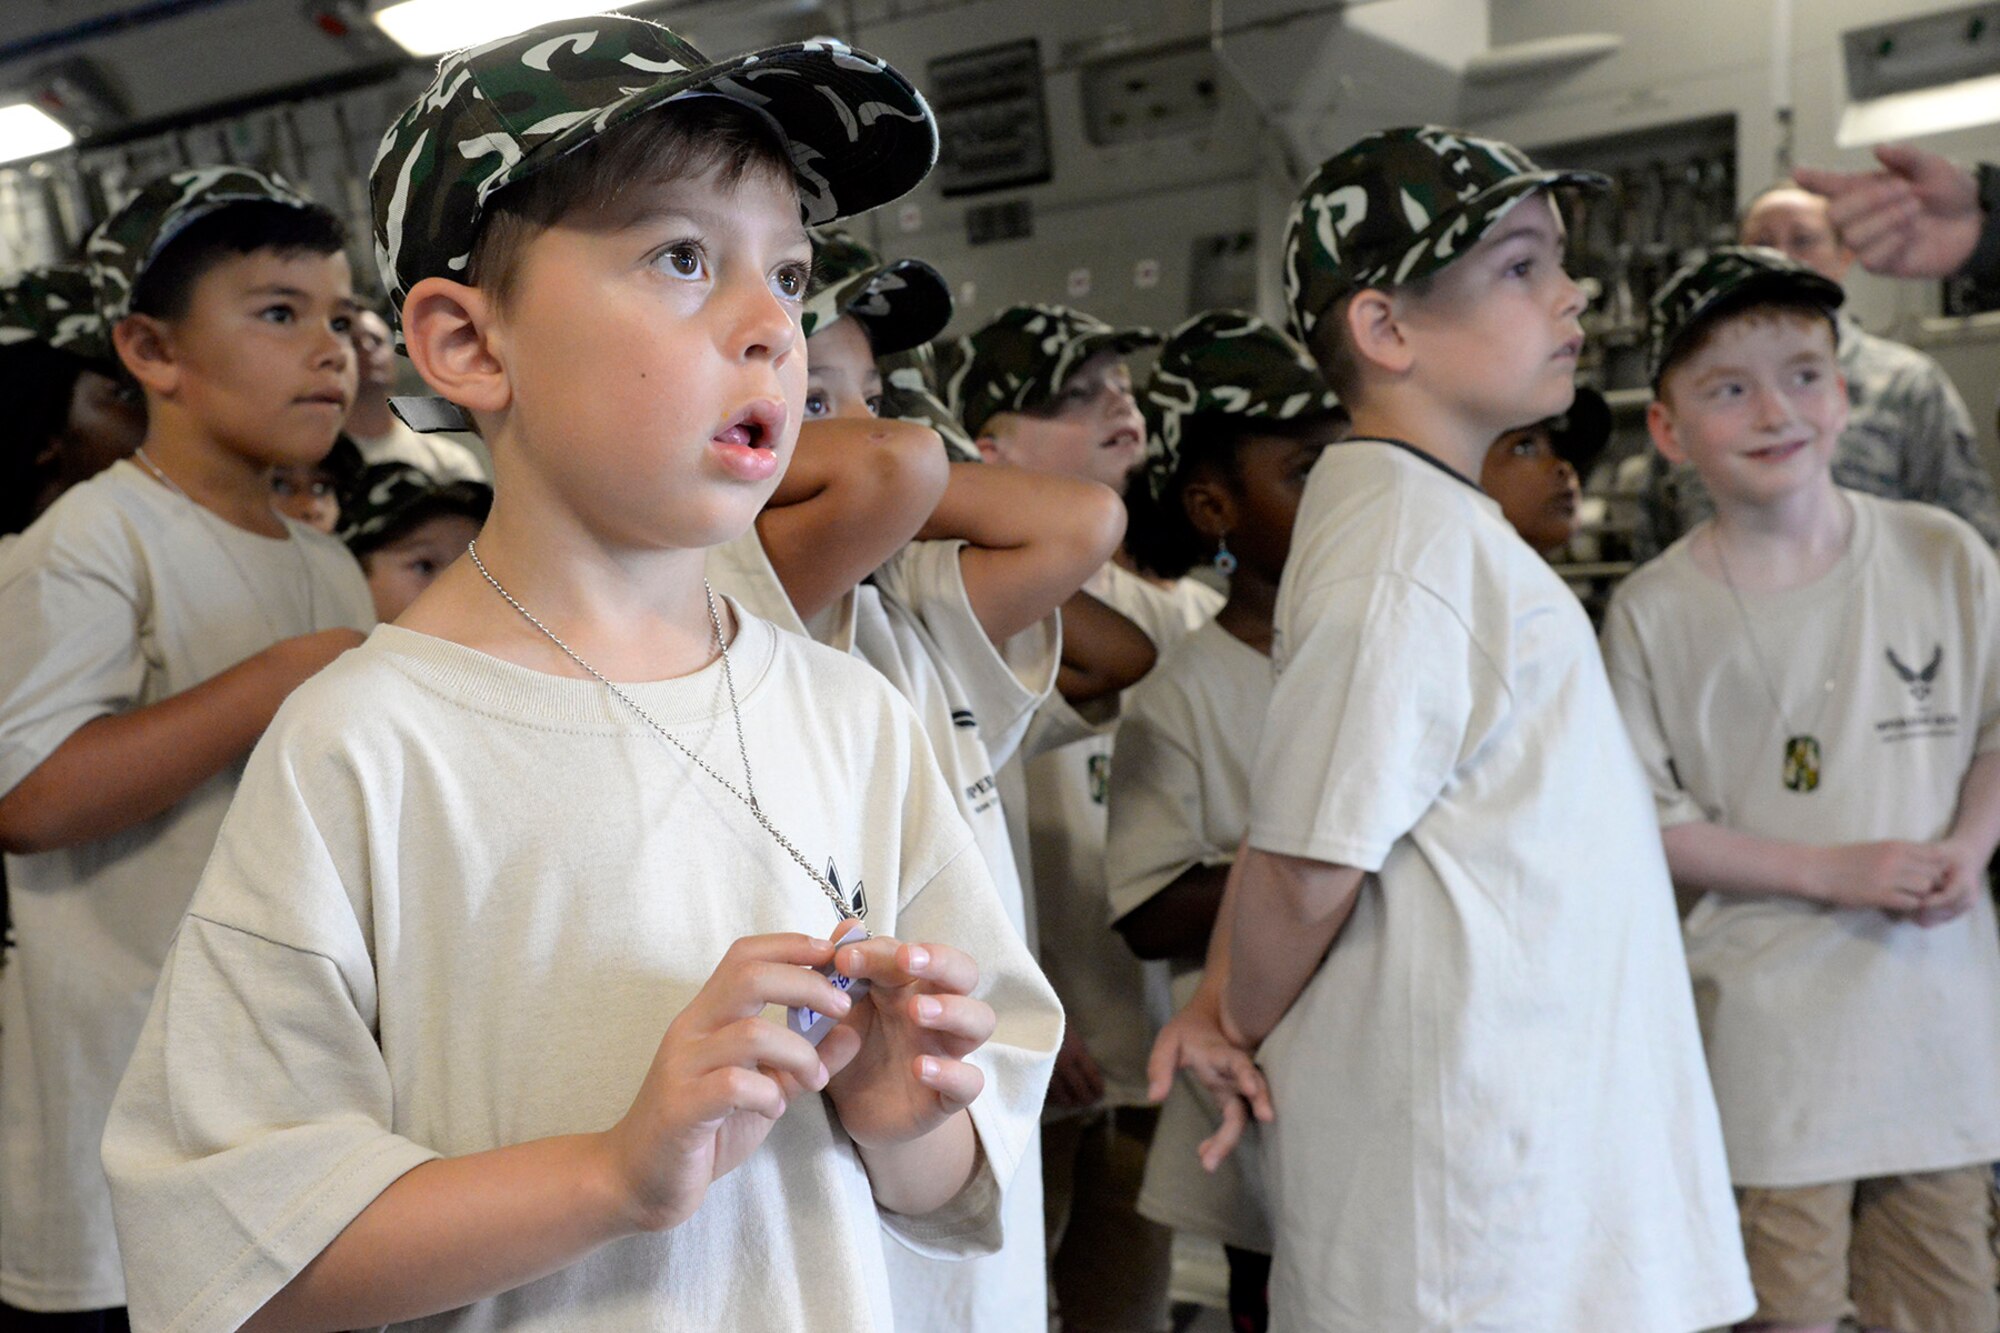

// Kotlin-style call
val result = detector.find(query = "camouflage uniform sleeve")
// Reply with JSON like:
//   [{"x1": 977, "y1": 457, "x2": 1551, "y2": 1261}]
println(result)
[
  {"x1": 1898, "y1": 357, "x2": 2000, "y2": 547},
  {"x1": 1956, "y1": 163, "x2": 2000, "y2": 306}
]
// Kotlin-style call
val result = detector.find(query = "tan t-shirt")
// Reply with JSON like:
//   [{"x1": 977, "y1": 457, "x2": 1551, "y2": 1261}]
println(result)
[
  {"x1": 1250, "y1": 441, "x2": 1751, "y2": 1332},
  {"x1": 0, "y1": 459, "x2": 374, "y2": 1311},
  {"x1": 1104, "y1": 619, "x2": 1273, "y2": 1252},
  {"x1": 1602, "y1": 490, "x2": 2000, "y2": 1187},
  {"x1": 102, "y1": 615, "x2": 1062, "y2": 1332},
  {"x1": 1028, "y1": 562, "x2": 1222, "y2": 1110}
]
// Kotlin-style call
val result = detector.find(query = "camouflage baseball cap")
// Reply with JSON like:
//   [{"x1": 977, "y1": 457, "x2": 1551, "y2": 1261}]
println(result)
[
  {"x1": 801, "y1": 229, "x2": 952, "y2": 356},
  {"x1": 878, "y1": 343, "x2": 979, "y2": 463},
  {"x1": 1283, "y1": 125, "x2": 1608, "y2": 344},
  {"x1": 951, "y1": 304, "x2": 1160, "y2": 439},
  {"x1": 85, "y1": 166, "x2": 316, "y2": 325},
  {"x1": 1140, "y1": 310, "x2": 1341, "y2": 501},
  {"x1": 0, "y1": 266, "x2": 113, "y2": 367},
  {"x1": 370, "y1": 15, "x2": 935, "y2": 364},
  {"x1": 1646, "y1": 245, "x2": 1844, "y2": 388},
  {"x1": 339, "y1": 461, "x2": 493, "y2": 556}
]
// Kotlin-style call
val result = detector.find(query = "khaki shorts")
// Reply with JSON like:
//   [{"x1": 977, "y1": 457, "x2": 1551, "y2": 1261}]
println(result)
[{"x1": 1738, "y1": 1166, "x2": 1998, "y2": 1332}]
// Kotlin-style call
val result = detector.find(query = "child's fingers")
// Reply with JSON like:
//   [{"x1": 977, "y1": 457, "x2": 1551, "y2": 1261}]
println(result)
[
  {"x1": 1232, "y1": 1060, "x2": 1276, "y2": 1124},
  {"x1": 702, "y1": 959, "x2": 853, "y2": 1026},
  {"x1": 816, "y1": 1022, "x2": 864, "y2": 1079},
  {"x1": 1145, "y1": 1028, "x2": 1185, "y2": 1103},
  {"x1": 837, "y1": 937, "x2": 979, "y2": 995},
  {"x1": 704, "y1": 1017, "x2": 830, "y2": 1093},
  {"x1": 692, "y1": 1065, "x2": 788, "y2": 1124},
  {"x1": 907, "y1": 992, "x2": 995, "y2": 1051},
  {"x1": 915, "y1": 1053, "x2": 985, "y2": 1111},
  {"x1": 1198, "y1": 1100, "x2": 1247, "y2": 1173}
]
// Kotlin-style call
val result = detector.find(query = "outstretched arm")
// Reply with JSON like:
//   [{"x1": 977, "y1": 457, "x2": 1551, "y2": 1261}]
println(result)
[
  {"x1": 1056, "y1": 591, "x2": 1156, "y2": 704},
  {"x1": 1795, "y1": 144, "x2": 1992, "y2": 280}
]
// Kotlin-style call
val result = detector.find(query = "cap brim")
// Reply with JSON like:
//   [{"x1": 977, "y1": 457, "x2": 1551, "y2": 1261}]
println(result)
[
  {"x1": 1549, "y1": 385, "x2": 1612, "y2": 470},
  {"x1": 1651, "y1": 268, "x2": 1846, "y2": 387},
  {"x1": 845, "y1": 257, "x2": 953, "y2": 356},
  {"x1": 1387, "y1": 168, "x2": 1610, "y2": 288},
  {"x1": 526, "y1": 42, "x2": 938, "y2": 227},
  {"x1": 1056, "y1": 328, "x2": 1163, "y2": 392}
]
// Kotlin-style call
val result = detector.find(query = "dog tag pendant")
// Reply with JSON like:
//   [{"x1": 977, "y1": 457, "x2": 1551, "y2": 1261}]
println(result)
[
  {"x1": 789, "y1": 920, "x2": 871, "y2": 1047},
  {"x1": 1782, "y1": 735, "x2": 1821, "y2": 793}
]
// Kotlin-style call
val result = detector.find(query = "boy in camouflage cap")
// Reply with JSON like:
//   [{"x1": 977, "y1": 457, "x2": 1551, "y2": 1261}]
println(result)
[
  {"x1": 1606, "y1": 244, "x2": 2000, "y2": 1333},
  {"x1": 1152, "y1": 126, "x2": 1755, "y2": 1332},
  {"x1": 338, "y1": 460, "x2": 492, "y2": 621},
  {"x1": 0, "y1": 266, "x2": 144, "y2": 540},
  {"x1": 0, "y1": 166, "x2": 375, "y2": 1325},
  {"x1": 101, "y1": 16, "x2": 1061, "y2": 1333}
]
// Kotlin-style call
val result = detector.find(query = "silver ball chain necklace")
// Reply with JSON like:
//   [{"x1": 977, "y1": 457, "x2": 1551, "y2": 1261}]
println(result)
[
  {"x1": 133, "y1": 446, "x2": 319, "y2": 639},
  {"x1": 464, "y1": 540, "x2": 859, "y2": 926}
]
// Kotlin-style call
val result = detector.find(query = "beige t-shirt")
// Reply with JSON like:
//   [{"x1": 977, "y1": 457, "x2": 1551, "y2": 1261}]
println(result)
[
  {"x1": 707, "y1": 532, "x2": 1059, "y2": 1333},
  {"x1": 1602, "y1": 491, "x2": 2000, "y2": 1188},
  {"x1": 1250, "y1": 441, "x2": 1751, "y2": 1333},
  {"x1": 1104, "y1": 619, "x2": 1273, "y2": 1253},
  {"x1": 102, "y1": 615, "x2": 1062, "y2": 1332},
  {"x1": 350, "y1": 416, "x2": 489, "y2": 483},
  {"x1": 1028, "y1": 562, "x2": 1222, "y2": 1111},
  {"x1": 0, "y1": 460, "x2": 373, "y2": 1311}
]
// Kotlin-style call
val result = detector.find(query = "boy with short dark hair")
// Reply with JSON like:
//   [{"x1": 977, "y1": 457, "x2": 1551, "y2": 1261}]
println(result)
[
  {"x1": 1604, "y1": 246, "x2": 2000, "y2": 1333},
  {"x1": 0, "y1": 167, "x2": 374, "y2": 1326},
  {"x1": 338, "y1": 460, "x2": 491, "y2": 621},
  {"x1": 101, "y1": 19, "x2": 1059, "y2": 1331},
  {"x1": 1156, "y1": 126, "x2": 1751, "y2": 1331}
]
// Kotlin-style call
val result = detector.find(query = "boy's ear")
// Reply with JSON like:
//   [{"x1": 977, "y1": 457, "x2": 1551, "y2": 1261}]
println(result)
[
  {"x1": 401, "y1": 277, "x2": 509, "y2": 419},
  {"x1": 1181, "y1": 471, "x2": 1237, "y2": 542},
  {"x1": 975, "y1": 415, "x2": 1011, "y2": 465},
  {"x1": 1347, "y1": 288, "x2": 1414, "y2": 378},
  {"x1": 112, "y1": 314, "x2": 179, "y2": 399},
  {"x1": 1645, "y1": 398, "x2": 1688, "y2": 467}
]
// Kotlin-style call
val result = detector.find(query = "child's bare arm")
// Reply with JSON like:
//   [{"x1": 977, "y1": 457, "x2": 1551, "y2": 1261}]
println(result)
[
  {"x1": 756, "y1": 418, "x2": 948, "y2": 620},
  {"x1": 0, "y1": 628, "x2": 364, "y2": 854},
  {"x1": 1115, "y1": 862, "x2": 1230, "y2": 963},
  {"x1": 242, "y1": 933, "x2": 854, "y2": 1333},
  {"x1": 1222, "y1": 846, "x2": 1366, "y2": 1045},
  {"x1": 1660, "y1": 822, "x2": 1952, "y2": 914},
  {"x1": 914, "y1": 465, "x2": 1126, "y2": 646},
  {"x1": 1057, "y1": 591, "x2": 1156, "y2": 704}
]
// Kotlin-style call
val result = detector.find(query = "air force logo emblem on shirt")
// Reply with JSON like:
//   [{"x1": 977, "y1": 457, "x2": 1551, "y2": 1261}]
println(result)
[
  {"x1": 1877, "y1": 642, "x2": 1958, "y2": 744},
  {"x1": 1886, "y1": 645, "x2": 1942, "y2": 703}
]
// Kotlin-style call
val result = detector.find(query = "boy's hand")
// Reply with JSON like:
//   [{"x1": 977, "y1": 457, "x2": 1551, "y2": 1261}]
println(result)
[
  {"x1": 1808, "y1": 840, "x2": 1951, "y2": 914},
  {"x1": 1795, "y1": 145, "x2": 1984, "y2": 280},
  {"x1": 820, "y1": 936, "x2": 993, "y2": 1149},
  {"x1": 601, "y1": 933, "x2": 854, "y2": 1233},
  {"x1": 1908, "y1": 839, "x2": 1988, "y2": 928},
  {"x1": 1145, "y1": 986, "x2": 1272, "y2": 1173}
]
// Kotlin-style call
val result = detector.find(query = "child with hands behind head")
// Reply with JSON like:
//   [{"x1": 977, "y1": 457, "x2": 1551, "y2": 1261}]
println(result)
[
  {"x1": 1152, "y1": 127, "x2": 1752, "y2": 1333},
  {"x1": 1603, "y1": 247, "x2": 2000, "y2": 1333},
  {"x1": 98, "y1": 18, "x2": 1059, "y2": 1332}
]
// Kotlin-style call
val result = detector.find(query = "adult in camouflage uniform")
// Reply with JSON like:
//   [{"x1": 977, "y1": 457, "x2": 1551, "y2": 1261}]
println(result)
[
  {"x1": 0, "y1": 266, "x2": 144, "y2": 540},
  {"x1": 1650, "y1": 185, "x2": 2000, "y2": 545}
]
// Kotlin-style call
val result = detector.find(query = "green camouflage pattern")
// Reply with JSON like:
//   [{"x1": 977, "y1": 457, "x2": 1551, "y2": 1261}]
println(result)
[
  {"x1": 878, "y1": 342, "x2": 978, "y2": 462},
  {"x1": 338, "y1": 460, "x2": 492, "y2": 555},
  {"x1": 1140, "y1": 310, "x2": 1340, "y2": 500},
  {"x1": 369, "y1": 15, "x2": 937, "y2": 343},
  {"x1": 949, "y1": 303, "x2": 1160, "y2": 439},
  {"x1": 85, "y1": 166, "x2": 315, "y2": 324},
  {"x1": 801, "y1": 228, "x2": 951, "y2": 356},
  {"x1": 1283, "y1": 125, "x2": 1606, "y2": 344},
  {"x1": 1646, "y1": 244, "x2": 1844, "y2": 387},
  {"x1": 0, "y1": 266, "x2": 113, "y2": 367}
]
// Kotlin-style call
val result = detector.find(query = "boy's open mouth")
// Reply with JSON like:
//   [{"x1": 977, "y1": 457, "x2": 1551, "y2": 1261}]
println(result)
[{"x1": 714, "y1": 400, "x2": 786, "y2": 450}]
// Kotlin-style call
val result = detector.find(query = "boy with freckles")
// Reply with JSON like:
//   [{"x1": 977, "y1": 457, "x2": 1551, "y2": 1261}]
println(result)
[
  {"x1": 99, "y1": 17, "x2": 1059, "y2": 1332},
  {"x1": 1604, "y1": 248, "x2": 2000, "y2": 1333},
  {"x1": 1151, "y1": 127, "x2": 1751, "y2": 1332}
]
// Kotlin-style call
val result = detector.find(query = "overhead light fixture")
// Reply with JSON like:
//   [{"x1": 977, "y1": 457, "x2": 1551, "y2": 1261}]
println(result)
[
  {"x1": 370, "y1": 0, "x2": 631, "y2": 58},
  {"x1": 1838, "y1": 72, "x2": 2000, "y2": 146},
  {"x1": 1837, "y1": 5, "x2": 2000, "y2": 146},
  {"x1": 0, "y1": 103, "x2": 75, "y2": 165}
]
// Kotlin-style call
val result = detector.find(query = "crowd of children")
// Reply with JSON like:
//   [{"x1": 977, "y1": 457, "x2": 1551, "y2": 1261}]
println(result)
[{"x1": 2, "y1": 12, "x2": 1999, "y2": 1333}]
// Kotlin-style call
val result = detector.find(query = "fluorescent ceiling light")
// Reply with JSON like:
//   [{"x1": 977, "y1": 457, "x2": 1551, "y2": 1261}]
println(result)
[
  {"x1": 372, "y1": 0, "x2": 631, "y2": 58},
  {"x1": 0, "y1": 103, "x2": 75, "y2": 164},
  {"x1": 1838, "y1": 71, "x2": 2000, "y2": 147}
]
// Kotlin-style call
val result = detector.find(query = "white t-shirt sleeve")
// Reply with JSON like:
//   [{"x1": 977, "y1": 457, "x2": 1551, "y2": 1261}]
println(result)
[
  {"x1": 1105, "y1": 691, "x2": 1227, "y2": 925},
  {"x1": 1250, "y1": 573, "x2": 1501, "y2": 869},
  {"x1": 878, "y1": 840, "x2": 1062, "y2": 1260},
  {"x1": 1600, "y1": 595, "x2": 1708, "y2": 828},
  {"x1": 100, "y1": 722, "x2": 439, "y2": 1333},
  {"x1": 871, "y1": 540, "x2": 1059, "y2": 769},
  {"x1": 0, "y1": 494, "x2": 149, "y2": 795}
]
